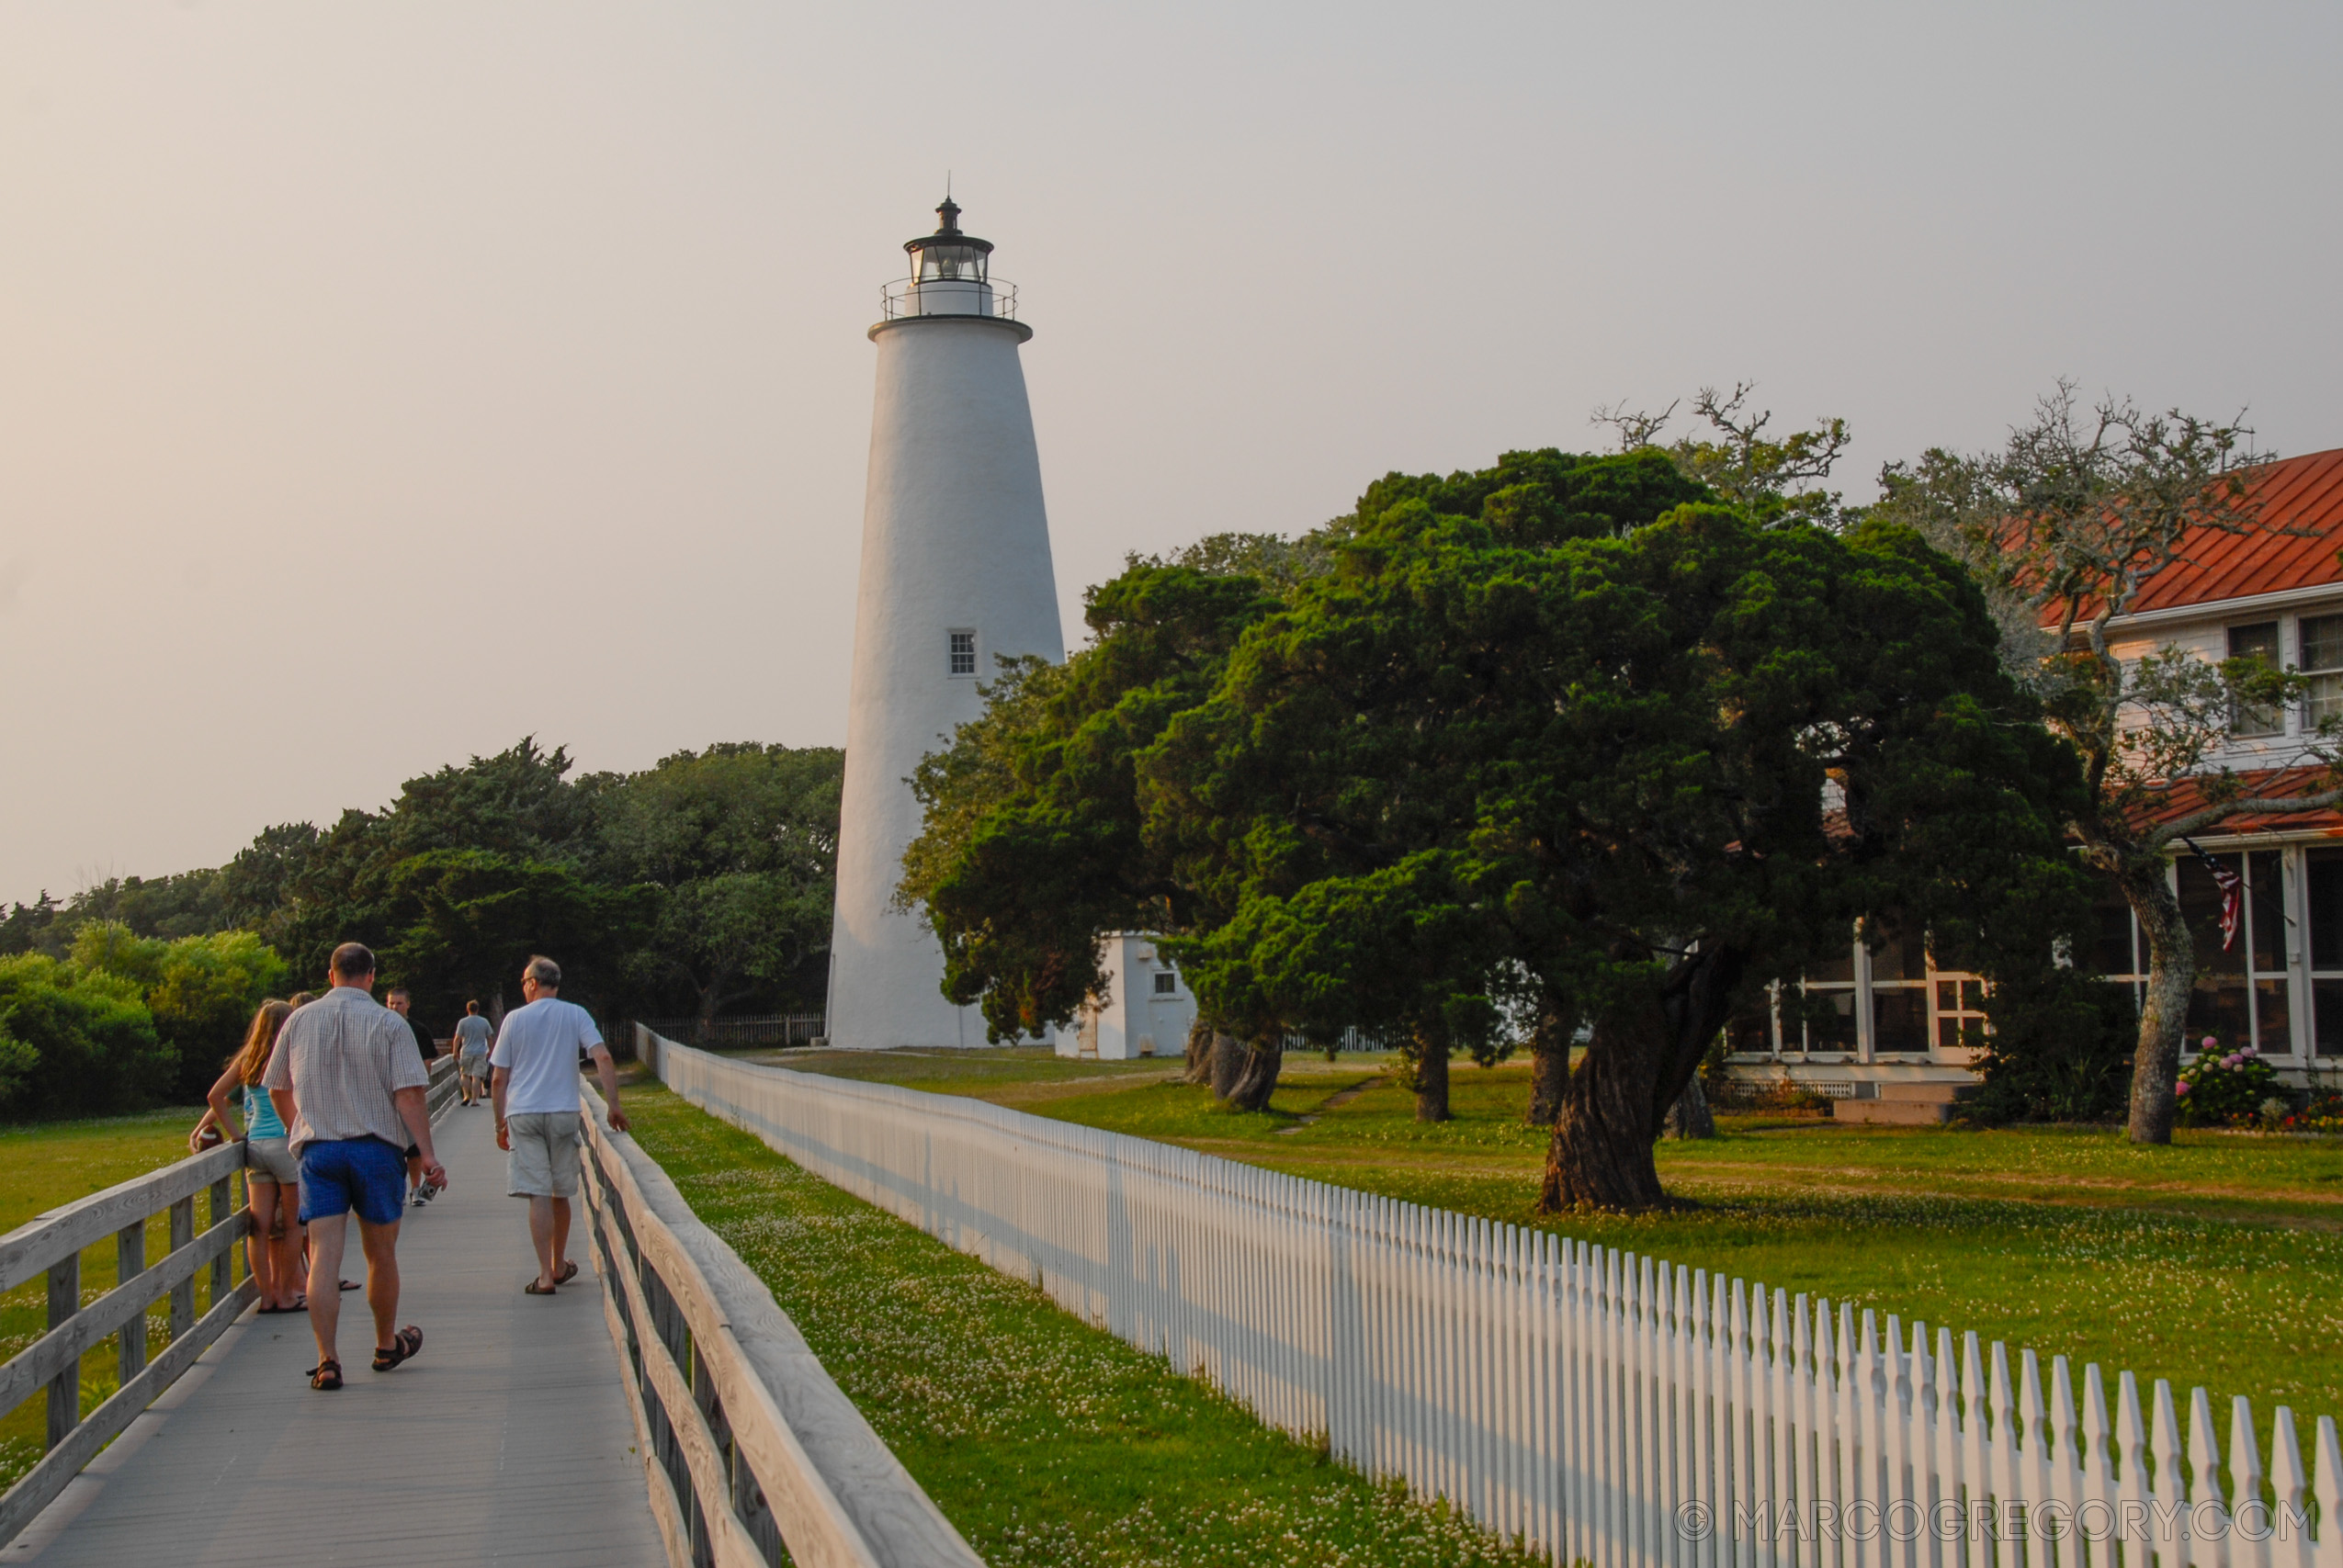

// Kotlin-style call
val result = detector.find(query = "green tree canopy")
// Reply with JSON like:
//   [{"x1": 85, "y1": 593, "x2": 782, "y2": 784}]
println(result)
[
  {"x1": 907, "y1": 450, "x2": 2086, "y2": 1209},
  {"x1": 594, "y1": 743, "x2": 843, "y2": 1024},
  {"x1": 1152, "y1": 499, "x2": 2085, "y2": 1205},
  {"x1": 0, "y1": 953, "x2": 170, "y2": 1119},
  {"x1": 72, "y1": 921, "x2": 289, "y2": 1103}
]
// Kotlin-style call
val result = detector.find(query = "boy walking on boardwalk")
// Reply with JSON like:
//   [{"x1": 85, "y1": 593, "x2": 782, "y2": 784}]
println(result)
[
  {"x1": 266, "y1": 942, "x2": 446, "y2": 1390},
  {"x1": 492, "y1": 954, "x2": 628, "y2": 1294},
  {"x1": 452, "y1": 1000, "x2": 493, "y2": 1106}
]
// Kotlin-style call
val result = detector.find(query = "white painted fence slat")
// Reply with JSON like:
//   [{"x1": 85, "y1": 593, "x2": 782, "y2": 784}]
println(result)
[{"x1": 638, "y1": 1032, "x2": 2342, "y2": 1568}]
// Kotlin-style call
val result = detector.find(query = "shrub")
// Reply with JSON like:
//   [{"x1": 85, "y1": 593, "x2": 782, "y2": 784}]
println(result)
[
  {"x1": 1967, "y1": 968, "x2": 2134, "y2": 1123},
  {"x1": 2174, "y1": 1036, "x2": 2285, "y2": 1127},
  {"x1": 0, "y1": 953, "x2": 172, "y2": 1120},
  {"x1": 2281, "y1": 1081, "x2": 2343, "y2": 1134}
]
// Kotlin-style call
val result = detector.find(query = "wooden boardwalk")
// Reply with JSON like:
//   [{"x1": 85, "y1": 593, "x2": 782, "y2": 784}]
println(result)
[{"x1": 4, "y1": 1096, "x2": 664, "y2": 1567}]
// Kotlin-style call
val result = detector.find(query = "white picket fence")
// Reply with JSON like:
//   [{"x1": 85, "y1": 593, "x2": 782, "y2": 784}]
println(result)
[{"x1": 636, "y1": 1028, "x2": 2343, "y2": 1568}]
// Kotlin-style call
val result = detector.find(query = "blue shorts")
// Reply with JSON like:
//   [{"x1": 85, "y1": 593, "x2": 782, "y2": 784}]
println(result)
[{"x1": 298, "y1": 1137, "x2": 408, "y2": 1226}]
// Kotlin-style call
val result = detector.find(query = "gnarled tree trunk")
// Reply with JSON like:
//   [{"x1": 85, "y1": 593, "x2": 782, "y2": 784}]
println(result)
[
  {"x1": 1414, "y1": 1035, "x2": 1450, "y2": 1122},
  {"x1": 1542, "y1": 944, "x2": 1741, "y2": 1212},
  {"x1": 1224, "y1": 1037, "x2": 1284, "y2": 1111},
  {"x1": 1525, "y1": 1008, "x2": 1570, "y2": 1125},
  {"x1": 2123, "y1": 857, "x2": 2194, "y2": 1145},
  {"x1": 1183, "y1": 1017, "x2": 1216, "y2": 1085},
  {"x1": 1662, "y1": 1075, "x2": 1715, "y2": 1140},
  {"x1": 1208, "y1": 1031, "x2": 1248, "y2": 1100}
]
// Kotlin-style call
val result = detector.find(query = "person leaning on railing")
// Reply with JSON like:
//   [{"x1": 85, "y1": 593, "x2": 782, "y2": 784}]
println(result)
[{"x1": 187, "y1": 998, "x2": 307, "y2": 1314}]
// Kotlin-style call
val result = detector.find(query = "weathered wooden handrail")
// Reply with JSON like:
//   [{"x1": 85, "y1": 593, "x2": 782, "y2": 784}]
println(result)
[
  {"x1": 0, "y1": 1138, "x2": 253, "y2": 1547},
  {"x1": 579, "y1": 1088, "x2": 983, "y2": 1568},
  {"x1": 0, "y1": 1052, "x2": 461, "y2": 1548},
  {"x1": 424, "y1": 1050, "x2": 460, "y2": 1119}
]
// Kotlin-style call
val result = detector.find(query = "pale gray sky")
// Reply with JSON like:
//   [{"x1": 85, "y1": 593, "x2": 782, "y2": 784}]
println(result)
[{"x1": 4, "y1": 1, "x2": 2338, "y2": 902}]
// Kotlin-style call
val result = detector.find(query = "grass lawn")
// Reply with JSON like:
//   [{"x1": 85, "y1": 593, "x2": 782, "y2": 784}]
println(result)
[
  {"x1": 745, "y1": 1045, "x2": 2343, "y2": 1431},
  {"x1": 0, "y1": 1105, "x2": 235, "y2": 1493},
  {"x1": 621, "y1": 1078, "x2": 1542, "y2": 1568}
]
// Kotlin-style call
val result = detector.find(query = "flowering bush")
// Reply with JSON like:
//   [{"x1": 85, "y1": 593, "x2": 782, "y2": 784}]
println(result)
[
  {"x1": 2174, "y1": 1036, "x2": 2285, "y2": 1127},
  {"x1": 2277, "y1": 1083, "x2": 2343, "y2": 1134}
]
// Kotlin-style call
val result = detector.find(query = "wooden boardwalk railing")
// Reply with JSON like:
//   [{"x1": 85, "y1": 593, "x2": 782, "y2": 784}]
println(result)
[
  {"x1": 0, "y1": 1139, "x2": 254, "y2": 1547},
  {"x1": 580, "y1": 1087, "x2": 981, "y2": 1568},
  {"x1": 0, "y1": 1055, "x2": 459, "y2": 1550}
]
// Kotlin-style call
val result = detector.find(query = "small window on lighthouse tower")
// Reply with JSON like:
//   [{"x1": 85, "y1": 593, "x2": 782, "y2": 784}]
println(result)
[{"x1": 948, "y1": 629, "x2": 978, "y2": 677}]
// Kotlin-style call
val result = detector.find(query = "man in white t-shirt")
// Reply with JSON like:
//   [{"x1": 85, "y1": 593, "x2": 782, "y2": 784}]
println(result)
[{"x1": 491, "y1": 954, "x2": 629, "y2": 1295}]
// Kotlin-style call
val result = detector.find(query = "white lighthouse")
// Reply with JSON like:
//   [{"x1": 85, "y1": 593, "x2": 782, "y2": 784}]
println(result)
[{"x1": 825, "y1": 197, "x2": 1065, "y2": 1049}]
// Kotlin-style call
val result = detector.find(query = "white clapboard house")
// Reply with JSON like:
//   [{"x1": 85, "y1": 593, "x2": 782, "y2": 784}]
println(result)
[{"x1": 1726, "y1": 446, "x2": 2343, "y2": 1121}]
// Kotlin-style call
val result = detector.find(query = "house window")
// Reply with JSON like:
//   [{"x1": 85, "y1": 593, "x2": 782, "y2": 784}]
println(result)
[
  {"x1": 2307, "y1": 849, "x2": 2343, "y2": 1056},
  {"x1": 2228, "y1": 622, "x2": 2283, "y2": 736},
  {"x1": 1797, "y1": 940, "x2": 1860, "y2": 1054},
  {"x1": 1152, "y1": 971, "x2": 1177, "y2": 995},
  {"x1": 2180, "y1": 848, "x2": 2292, "y2": 1055},
  {"x1": 1934, "y1": 976, "x2": 1992, "y2": 1053},
  {"x1": 948, "y1": 629, "x2": 977, "y2": 677},
  {"x1": 1867, "y1": 915, "x2": 1930, "y2": 1055},
  {"x1": 2303, "y1": 614, "x2": 2343, "y2": 734}
]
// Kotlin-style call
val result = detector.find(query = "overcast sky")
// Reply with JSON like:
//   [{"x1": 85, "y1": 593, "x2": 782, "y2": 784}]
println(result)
[{"x1": 3, "y1": 1, "x2": 2338, "y2": 902}]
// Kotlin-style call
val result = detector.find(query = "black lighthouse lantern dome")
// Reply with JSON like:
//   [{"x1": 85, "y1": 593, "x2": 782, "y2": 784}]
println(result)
[{"x1": 906, "y1": 197, "x2": 993, "y2": 285}]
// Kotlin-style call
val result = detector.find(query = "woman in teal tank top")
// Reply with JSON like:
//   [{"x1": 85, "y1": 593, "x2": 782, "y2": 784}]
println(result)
[{"x1": 192, "y1": 999, "x2": 306, "y2": 1312}]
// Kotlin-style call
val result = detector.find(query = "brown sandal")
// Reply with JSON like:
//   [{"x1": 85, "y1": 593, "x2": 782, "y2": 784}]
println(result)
[
  {"x1": 371, "y1": 1325, "x2": 423, "y2": 1371},
  {"x1": 524, "y1": 1280, "x2": 557, "y2": 1295},
  {"x1": 557, "y1": 1260, "x2": 580, "y2": 1285},
  {"x1": 309, "y1": 1359, "x2": 343, "y2": 1391}
]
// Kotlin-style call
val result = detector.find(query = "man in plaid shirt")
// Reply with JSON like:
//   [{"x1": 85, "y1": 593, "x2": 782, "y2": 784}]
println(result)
[{"x1": 266, "y1": 942, "x2": 447, "y2": 1391}]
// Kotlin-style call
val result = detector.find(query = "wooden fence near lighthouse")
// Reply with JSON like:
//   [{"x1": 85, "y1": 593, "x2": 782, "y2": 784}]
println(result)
[{"x1": 637, "y1": 1026, "x2": 2343, "y2": 1568}]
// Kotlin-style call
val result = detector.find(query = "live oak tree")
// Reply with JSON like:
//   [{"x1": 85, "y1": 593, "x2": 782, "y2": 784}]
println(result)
[
  {"x1": 1146, "y1": 499, "x2": 2081, "y2": 1208},
  {"x1": 1873, "y1": 385, "x2": 2324, "y2": 1145},
  {"x1": 897, "y1": 565, "x2": 1285, "y2": 1100},
  {"x1": 898, "y1": 450, "x2": 1710, "y2": 1114},
  {"x1": 903, "y1": 449, "x2": 2077, "y2": 1207}
]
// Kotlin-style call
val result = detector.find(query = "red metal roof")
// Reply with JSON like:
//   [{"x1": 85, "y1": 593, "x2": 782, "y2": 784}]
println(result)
[
  {"x1": 2061, "y1": 447, "x2": 2343, "y2": 619},
  {"x1": 2124, "y1": 765, "x2": 2343, "y2": 839}
]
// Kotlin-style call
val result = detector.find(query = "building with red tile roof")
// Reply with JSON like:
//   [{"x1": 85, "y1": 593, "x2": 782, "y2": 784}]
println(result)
[{"x1": 1728, "y1": 446, "x2": 2343, "y2": 1107}]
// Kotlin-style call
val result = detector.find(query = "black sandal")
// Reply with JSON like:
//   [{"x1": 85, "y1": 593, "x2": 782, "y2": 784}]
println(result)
[
  {"x1": 371, "y1": 1325, "x2": 423, "y2": 1372},
  {"x1": 309, "y1": 1359, "x2": 343, "y2": 1391}
]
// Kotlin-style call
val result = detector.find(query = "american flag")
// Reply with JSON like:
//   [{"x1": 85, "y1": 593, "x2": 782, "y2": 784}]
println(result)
[{"x1": 2182, "y1": 838, "x2": 2244, "y2": 951}]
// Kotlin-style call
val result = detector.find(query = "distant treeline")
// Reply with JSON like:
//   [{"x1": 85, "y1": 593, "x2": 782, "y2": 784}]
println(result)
[{"x1": 1, "y1": 739, "x2": 842, "y2": 1119}]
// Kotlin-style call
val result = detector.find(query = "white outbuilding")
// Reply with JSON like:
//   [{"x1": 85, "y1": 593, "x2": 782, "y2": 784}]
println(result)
[
  {"x1": 1059, "y1": 933, "x2": 1196, "y2": 1061},
  {"x1": 825, "y1": 198, "x2": 1065, "y2": 1049}
]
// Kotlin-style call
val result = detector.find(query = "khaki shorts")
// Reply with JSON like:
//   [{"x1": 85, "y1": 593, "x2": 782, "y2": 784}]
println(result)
[
  {"x1": 243, "y1": 1136, "x2": 300, "y2": 1187},
  {"x1": 505, "y1": 1111, "x2": 583, "y2": 1198}
]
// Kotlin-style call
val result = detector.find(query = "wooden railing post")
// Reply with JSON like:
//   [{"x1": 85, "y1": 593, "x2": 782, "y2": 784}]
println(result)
[
  {"x1": 116, "y1": 1221, "x2": 147, "y2": 1381},
  {"x1": 167, "y1": 1197, "x2": 195, "y2": 1342},
  {"x1": 44, "y1": 1256, "x2": 78, "y2": 1450},
  {"x1": 206, "y1": 1179, "x2": 232, "y2": 1308}
]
